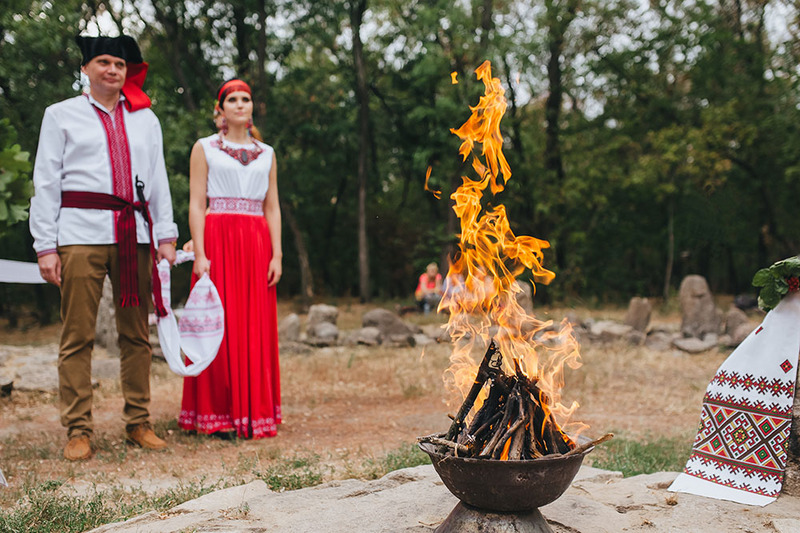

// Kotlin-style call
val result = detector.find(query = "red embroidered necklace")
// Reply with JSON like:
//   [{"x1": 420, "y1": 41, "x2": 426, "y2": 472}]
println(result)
[{"x1": 211, "y1": 134, "x2": 263, "y2": 165}]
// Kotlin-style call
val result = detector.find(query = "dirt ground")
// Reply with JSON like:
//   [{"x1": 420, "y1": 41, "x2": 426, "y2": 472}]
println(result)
[{"x1": 0, "y1": 302, "x2": 732, "y2": 509}]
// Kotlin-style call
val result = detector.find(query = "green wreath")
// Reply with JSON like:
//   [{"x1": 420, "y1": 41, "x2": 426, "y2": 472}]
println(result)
[{"x1": 752, "y1": 255, "x2": 800, "y2": 312}]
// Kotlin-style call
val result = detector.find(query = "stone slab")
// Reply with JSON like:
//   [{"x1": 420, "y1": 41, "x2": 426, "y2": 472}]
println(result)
[{"x1": 86, "y1": 464, "x2": 800, "y2": 533}]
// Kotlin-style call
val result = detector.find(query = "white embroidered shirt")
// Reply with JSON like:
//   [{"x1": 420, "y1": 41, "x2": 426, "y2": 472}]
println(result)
[{"x1": 30, "y1": 93, "x2": 178, "y2": 256}]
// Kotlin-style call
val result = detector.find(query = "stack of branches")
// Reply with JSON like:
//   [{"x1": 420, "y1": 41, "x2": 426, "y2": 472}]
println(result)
[{"x1": 422, "y1": 339, "x2": 576, "y2": 460}]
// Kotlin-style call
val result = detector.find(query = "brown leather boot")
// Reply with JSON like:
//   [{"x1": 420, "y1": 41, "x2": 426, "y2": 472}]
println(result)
[
  {"x1": 63, "y1": 434, "x2": 92, "y2": 461},
  {"x1": 126, "y1": 423, "x2": 168, "y2": 450}
]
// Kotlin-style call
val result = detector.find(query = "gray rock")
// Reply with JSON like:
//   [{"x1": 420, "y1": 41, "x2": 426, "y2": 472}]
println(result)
[
  {"x1": 588, "y1": 320, "x2": 633, "y2": 342},
  {"x1": 307, "y1": 304, "x2": 338, "y2": 328},
  {"x1": 306, "y1": 322, "x2": 339, "y2": 346},
  {"x1": 278, "y1": 313, "x2": 301, "y2": 343},
  {"x1": 624, "y1": 297, "x2": 652, "y2": 332},
  {"x1": 723, "y1": 306, "x2": 748, "y2": 336},
  {"x1": 413, "y1": 334, "x2": 434, "y2": 346},
  {"x1": 679, "y1": 275, "x2": 721, "y2": 338},
  {"x1": 362, "y1": 308, "x2": 420, "y2": 337},
  {"x1": 85, "y1": 463, "x2": 800, "y2": 533},
  {"x1": 383, "y1": 333, "x2": 416, "y2": 347},
  {"x1": 731, "y1": 322, "x2": 756, "y2": 345},
  {"x1": 672, "y1": 336, "x2": 717, "y2": 354},
  {"x1": 625, "y1": 330, "x2": 646, "y2": 346},
  {"x1": 342, "y1": 327, "x2": 382, "y2": 346},
  {"x1": 95, "y1": 276, "x2": 120, "y2": 357},
  {"x1": 645, "y1": 331, "x2": 677, "y2": 351}
]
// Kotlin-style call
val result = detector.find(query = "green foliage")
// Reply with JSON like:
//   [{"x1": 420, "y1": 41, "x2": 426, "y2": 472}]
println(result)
[
  {"x1": 752, "y1": 255, "x2": 800, "y2": 312},
  {"x1": 0, "y1": 478, "x2": 216, "y2": 533},
  {"x1": 588, "y1": 435, "x2": 693, "y2": 478},
  {"x1": 2, "y1": 0, "x2": 800, "y2": 317},
  {"x1": 0, "y1": 119, "x2": 32, "y2": 234}
]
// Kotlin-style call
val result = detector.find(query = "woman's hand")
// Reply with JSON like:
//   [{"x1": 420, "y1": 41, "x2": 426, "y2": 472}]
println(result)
[
  {"x1": 268, "y1": 256, "x2": 282, "y2": 287},
  {"x1": 193, "y1": 255, "x2": 211, "y2": 278}
]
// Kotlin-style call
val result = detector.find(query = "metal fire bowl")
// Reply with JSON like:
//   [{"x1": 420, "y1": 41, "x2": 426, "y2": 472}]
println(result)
[{"x1": 419, "y1": 440, "x2": 592, "y2": 512}]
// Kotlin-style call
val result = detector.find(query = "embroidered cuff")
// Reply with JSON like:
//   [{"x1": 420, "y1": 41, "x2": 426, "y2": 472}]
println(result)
[
  {"x1": 36, "y1": 248, "x2": 58, "y2": 258},
  {"x1": 158, "y1": 238, "x2": 177, "y2": 246}
]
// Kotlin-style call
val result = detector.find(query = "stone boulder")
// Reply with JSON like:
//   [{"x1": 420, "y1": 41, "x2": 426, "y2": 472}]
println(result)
[
  {"x1": 362, "y1": 308, "x2": 421, "y2": 338},
  {"x1": 278, "y1": 313, "x2": 301, "y2": 343},
  {"x1": 731, "y1": 322, "x2": 756, "y2": 345},
  {"x1": 624, "y1": 297, "x2": 652, "y2": 332},
  {"x1": 679, "y1": 275, "x2": 721, "y2": 339},
  {"x1": 645, "y1": 331, "x2": 677, "y2": 351},
  {"x1": 672, "y1": 335, "x2": 717, "y2": 354},
  {"x1": 95, "y1": 276, "x2": 119, "y2": 357},
  {"x1": 306, "y1": 322, "x2": 339, "y2": 347},
  {"x1": 307, "y1": 304, "x2": 338, "y2": 329},
  {"x1": 306, "y1": 304, "x2": 339, "y2": 345},
  {"x1": 723, "y1": 306, "x2": 748, "y2": 336},
  {"x1": 588, "y1": 320, "x2": 633, "y2": 342},
  {"x1": 342, "y1": 327, "x2": 382, "y2": 346}
]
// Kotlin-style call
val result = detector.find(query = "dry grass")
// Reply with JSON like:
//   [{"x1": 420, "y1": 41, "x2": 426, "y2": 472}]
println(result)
[{"x1": 0, "y1": 300, "x2": 733, "y2": 529}]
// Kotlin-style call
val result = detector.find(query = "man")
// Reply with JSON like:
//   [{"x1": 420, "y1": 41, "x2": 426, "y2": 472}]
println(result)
[{"x1": 29, "y1": 35, "x2": 177, "y2": 461}]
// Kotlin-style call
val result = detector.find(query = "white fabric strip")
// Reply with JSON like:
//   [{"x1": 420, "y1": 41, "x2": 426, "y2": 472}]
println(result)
[{"x1": 0, "y1": 259, "x2": 46, "y2": 283}]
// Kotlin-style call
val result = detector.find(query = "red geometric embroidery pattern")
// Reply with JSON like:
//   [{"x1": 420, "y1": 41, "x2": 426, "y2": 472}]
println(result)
[
  {"x1": 209, "y1": 197, "x2": 263, "y2": 215},
  {"x1": 684, "y1": 395, "x2": 792, "y2": 498},
  {"x1": 210, "y1": 137, "x2": 264, "y2": 166},
  {"x1": 781, "y1": 359, "x2": 794, "y2": 373}
]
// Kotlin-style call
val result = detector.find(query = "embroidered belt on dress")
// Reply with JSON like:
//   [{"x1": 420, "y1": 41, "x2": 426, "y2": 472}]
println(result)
[{"x1": 209, "y1": 197, "x2": 263, "y2": 215}]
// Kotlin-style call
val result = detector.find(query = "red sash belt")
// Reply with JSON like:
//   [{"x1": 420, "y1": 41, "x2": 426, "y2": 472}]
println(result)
[{"x1": 61, "y1": 190, "x2": 167, "y2": 317}]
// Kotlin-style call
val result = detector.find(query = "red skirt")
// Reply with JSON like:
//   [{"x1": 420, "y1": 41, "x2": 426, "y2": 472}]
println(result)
[{"x1": 178, "y1": 212, "x2": 281, "y2": 439}]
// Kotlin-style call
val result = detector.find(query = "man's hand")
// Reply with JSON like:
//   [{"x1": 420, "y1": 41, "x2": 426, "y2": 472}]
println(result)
[
  {"x1": 157, "y1": 242, "x2": 177, "y2": 266},
  {"x1": 38, "y1": 253, "x2": 62, "y2": 287}
]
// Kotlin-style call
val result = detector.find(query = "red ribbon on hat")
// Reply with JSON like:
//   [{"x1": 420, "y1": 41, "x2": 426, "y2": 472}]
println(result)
[{"x1": 122, "y1": 62, "x2": 151, "y2": 112}]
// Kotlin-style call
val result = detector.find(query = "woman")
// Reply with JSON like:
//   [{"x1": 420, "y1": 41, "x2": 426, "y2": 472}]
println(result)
[{"x1": 178, "y1": 79, "x2": 282, "y2": 439}]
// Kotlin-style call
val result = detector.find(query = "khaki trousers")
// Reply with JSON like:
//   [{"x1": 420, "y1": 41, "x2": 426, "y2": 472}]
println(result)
[{"x1": 58, "y1": 244, "x2": 153, "y2": 438}]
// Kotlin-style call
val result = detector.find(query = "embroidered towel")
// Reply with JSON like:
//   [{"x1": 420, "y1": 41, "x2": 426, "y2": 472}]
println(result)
[
  {"x1": 669, "y1": 292, "x2": 800, "y2": 506},
  {"x1": 156, "y1": 257, "x2": 224, "y2": 377}
]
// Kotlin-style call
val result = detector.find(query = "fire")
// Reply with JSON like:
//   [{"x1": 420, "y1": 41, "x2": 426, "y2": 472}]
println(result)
[{"x1": 437, "y1": 61, "x2": 585, "y2": 445}]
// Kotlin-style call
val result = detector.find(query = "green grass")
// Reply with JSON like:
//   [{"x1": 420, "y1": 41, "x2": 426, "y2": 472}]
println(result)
[
  {"x1": 0, "y1": 478, "x2": 217, "y2": 533},
  {"x1": 588, "y1": 434, "x2": 693, "y2": 477},
  {"x1": 358, "y1": 442, "x2": 432, "y2": 480},
  {"x1": 253, "y1": 453, "x2": 326, "y2": 492}
]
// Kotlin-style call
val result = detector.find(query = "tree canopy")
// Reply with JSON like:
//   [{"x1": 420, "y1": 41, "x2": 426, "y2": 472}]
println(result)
[{"x1": 1, "y1": 0, "x2": 799, "y2": 319}]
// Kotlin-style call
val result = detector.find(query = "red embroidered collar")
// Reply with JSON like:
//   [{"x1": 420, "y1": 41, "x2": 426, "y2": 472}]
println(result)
[{"x1": 211, "y1": 135, "x2": 263, "y2": 166}]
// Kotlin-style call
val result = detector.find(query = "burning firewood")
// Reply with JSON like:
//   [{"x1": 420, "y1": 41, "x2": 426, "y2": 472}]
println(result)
[{"x1": 421, "y1": 338, "x2": 610, "y2": 461}]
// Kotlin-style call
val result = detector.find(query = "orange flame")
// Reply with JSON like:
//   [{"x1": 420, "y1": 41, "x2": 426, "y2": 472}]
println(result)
[{"x1": 439, "y1": 61, "x2": 585, "y2": 438}]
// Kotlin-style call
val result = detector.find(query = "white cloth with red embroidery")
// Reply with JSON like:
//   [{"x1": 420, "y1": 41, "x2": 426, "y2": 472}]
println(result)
[
  {"x1": 155, "y1": 251, "x2": 224, "y2": 376},
  {"x1": 669, "y1": 292, "x2": 800, "y2": 506}
]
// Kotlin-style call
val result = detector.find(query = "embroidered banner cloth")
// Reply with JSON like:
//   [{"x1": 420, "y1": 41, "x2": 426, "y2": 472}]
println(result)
[{"x1": 669, "y1": 292, "x2": 800, "y2": 506}]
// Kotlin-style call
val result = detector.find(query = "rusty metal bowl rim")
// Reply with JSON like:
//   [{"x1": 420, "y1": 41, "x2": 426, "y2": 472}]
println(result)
[{"x1": 418, "y1": 434, "x2": 594, "y2": 464}]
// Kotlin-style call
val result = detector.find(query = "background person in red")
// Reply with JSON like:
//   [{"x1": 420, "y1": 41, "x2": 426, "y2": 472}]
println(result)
[{"x1": 415, "y1": 262, "x2": 443, "y2": 314}]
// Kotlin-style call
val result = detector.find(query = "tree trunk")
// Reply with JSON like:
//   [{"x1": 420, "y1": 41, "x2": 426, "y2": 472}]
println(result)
[
  {"x1": 351, "y1": 0, "x2": 370, "y2": 302},
  {"x1": 281, "y1": 199, "x2": 314, "y2": 310},
  {"x1": 663, "y1": 198, "x2": 675, "y2": 302},
  {"x1": 255, "y1": 0, "x2": 269, "y2": 121},
  {"x1": 232, "y1": 3, "x2": 250, "y2": 79},
  {"x1": 479, "y1": 0, "x2": 493, "y2": 52}
]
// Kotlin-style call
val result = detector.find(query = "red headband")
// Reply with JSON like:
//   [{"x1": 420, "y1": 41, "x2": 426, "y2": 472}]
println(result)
[{"x1": 217, "y1": 79, "x2": 252, "y2": 105}]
